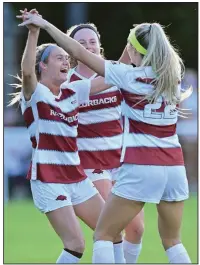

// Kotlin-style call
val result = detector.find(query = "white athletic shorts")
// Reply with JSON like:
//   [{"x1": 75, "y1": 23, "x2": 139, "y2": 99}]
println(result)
[
  {"x1": 112, "y1": 164, "x2": 189, "y2": 204},
  {"x1": 84, "y1": 168, "x2": 120, "y2": 182},
  {"x1": 30, "y1": 178, "x2": 98, "y2": 213}
]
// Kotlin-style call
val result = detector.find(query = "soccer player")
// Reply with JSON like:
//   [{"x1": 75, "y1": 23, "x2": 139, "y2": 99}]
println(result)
[
  {"x1": 67, "y1": 23, "x2": 144, "y2": 263},
  {"x1": 11, "y1": 9, "x2": 124, "y2": 264},
  {"x1": 17, "y1": 11, "x2": 192, "y2": 263}
]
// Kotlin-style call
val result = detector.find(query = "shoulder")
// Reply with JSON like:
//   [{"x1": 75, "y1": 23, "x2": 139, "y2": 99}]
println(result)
[
  {"x1": 21, "y1": 82, "x2": 49, "y2": 104},
  {"x1": 106, "y1": 60, "x2": 133, "y2": 71}
]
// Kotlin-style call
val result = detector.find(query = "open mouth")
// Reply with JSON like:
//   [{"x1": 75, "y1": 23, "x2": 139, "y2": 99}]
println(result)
[{"x1": 60, "y1": 69, "x2": 68, "y2": 73}]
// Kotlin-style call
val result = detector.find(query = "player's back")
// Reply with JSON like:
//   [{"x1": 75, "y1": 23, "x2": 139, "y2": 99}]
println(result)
[{"x1": 104, "y1": 61, "x2": 184, "y2": 166}]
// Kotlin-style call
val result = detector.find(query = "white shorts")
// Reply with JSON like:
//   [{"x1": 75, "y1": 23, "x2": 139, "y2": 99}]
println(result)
[
  {"x1": 30, "y1": 178, "x2": 98, "y2": 213},
  {"x1": 84, "y1": 168, "x2": 120, "y2": 182},
  {"x1": 112, "y1": 164, "x2": 189, "y2": 204}
]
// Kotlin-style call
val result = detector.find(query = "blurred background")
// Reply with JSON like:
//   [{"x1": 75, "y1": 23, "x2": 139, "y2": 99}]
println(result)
[{"x1": 4, "y1": 2, "x2": 198, "y2": 264}]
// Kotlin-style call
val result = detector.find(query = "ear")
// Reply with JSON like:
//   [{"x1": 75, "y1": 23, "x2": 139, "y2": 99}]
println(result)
[{"x1": 39, "y1": 61, "x2": 48, "y2": 72}]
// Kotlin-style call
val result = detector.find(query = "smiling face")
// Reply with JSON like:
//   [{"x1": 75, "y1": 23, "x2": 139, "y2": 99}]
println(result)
[
  {"x1": 73, "y1": 28, "x2": 101, "y2": 56},
  {"x1": 40, "y1": 46, "x2": 70, "y2": 85}
]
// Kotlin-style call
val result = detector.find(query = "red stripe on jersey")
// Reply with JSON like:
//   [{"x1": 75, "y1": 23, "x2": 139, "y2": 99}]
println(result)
[
  {"x1": 121, "y1": 90, "x2": 166, "y2": 111},
  {"x1": 37, "y1": 102, "x2": 78, "y2": 127},
  {"x1": 30, "y1": 136, "x2": 37, "y2": 148},
  {"x1": 55, "y1": 88, "x2": 76, "y2": 102},
  {"x1": 124, "y1": 147, "x2": 184, "y2": 165},
  {"x1": 78, "y1": 120, "x2": 122, "y2": 138},
  {"x1": 69, "y1": 73, "x2": 82, "y2": 82},
  {"x1": 79, "y1": 91, "x2": 122, "y2": 113},
  {"x1": 24, "y1": 107, "x2": 34, "y2": 128},
  {"x1": 38, "y1": 133, "x2": 77, "y2": 152},
  {"x1": 129, "y1": 119, "x2": 176, "y2": 138},
  {"x1": 26, "y1": 161, "x2": 32, "y2": 180},
  {"x1": 36, "y1": 164, "x2": 87, "y2": 183},
  {"x1": 79, "y1": 149, "x2": 121, "y2": 169},
  {"x1": 136, "y1": 77, "x2": 155, "y2": 84}
]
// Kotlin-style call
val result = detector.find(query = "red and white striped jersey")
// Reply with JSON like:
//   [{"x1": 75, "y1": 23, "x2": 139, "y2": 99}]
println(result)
[
  {"x1": 20, "y1": 80, "x2": 91, "y2": 183},
  {"x1": 105, "y1": 61, "x2": 184, "y2": 166},
  {"x1": 68, "y1": 68, "x2": 123, "y2": 169}
]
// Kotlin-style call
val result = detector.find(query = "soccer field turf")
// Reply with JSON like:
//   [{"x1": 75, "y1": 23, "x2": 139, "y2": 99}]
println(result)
[{"x1": 4, "y1": 195, "x2": 197, "y2": 263}]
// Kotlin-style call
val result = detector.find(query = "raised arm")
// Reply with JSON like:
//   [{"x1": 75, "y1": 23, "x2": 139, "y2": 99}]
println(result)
[
  {"x1": 18, "y1": 12, "x2": 105, "y2": 77},
  {"x1": 21, "y1": 30, "x2": 39, "y2": 100},
  {"x1": 17, "y1": 9, "x2": 40, "y2": 100}
]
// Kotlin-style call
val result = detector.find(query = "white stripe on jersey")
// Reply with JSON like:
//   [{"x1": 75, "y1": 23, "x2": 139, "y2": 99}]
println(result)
[
  {"x1": 125, "y1": 133, "x2": 181, "y2": 148},
  {"x1": 39, "y1": 119, "x2": 77, "y2": 137},
  {"x1": 77, "y1": 134, "x2": 122, "y2": 151},
  {"x1": 95, "y1": 85, "x2": 120, "y2": 95},
  {"x1": 78, "y1": 106, "x2": 121, "y2": 124},
  {"x1": 36, "y1": 150, "x2": 80, "y2": 165},
  {"x1": 28, "y1": 121, "x2": 37, "y2": 137}
]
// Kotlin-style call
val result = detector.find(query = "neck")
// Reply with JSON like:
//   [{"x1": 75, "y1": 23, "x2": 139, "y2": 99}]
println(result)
[
  {"x1": 40, "y1": 77, "x2": 60, "y2": 96},
  {"x1": 76, "y1": 63, "x2": 96, "y2": 78}
]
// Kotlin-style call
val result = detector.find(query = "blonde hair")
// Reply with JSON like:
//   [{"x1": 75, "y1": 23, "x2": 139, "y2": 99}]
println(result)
[
  {"x1": 132, "y1": 23, "x2": 192, "y2": 105},
  {"x1": 8, "y1": 43, "x2": 57, "y2": 106},
  {"x1": 66, "y1": 23, "x2": 104, "y2": 68}
]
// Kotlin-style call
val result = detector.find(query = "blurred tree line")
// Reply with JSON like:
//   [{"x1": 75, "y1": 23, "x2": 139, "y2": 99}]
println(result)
[{"x1": 10, "y1": 2, "x2": 198, "y2": 70}]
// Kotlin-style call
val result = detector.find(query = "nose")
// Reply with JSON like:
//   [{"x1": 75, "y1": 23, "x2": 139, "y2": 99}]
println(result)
[
  {"x1": 85, "y1": 41, "x2": 93, "y2": 50},
  {"x1": 63, "y1": 58, "x2": 69, "y2": 66}
]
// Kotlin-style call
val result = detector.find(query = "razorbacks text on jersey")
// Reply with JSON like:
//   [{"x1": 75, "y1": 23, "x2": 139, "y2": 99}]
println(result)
[
  {"x1": 68, "y1": 68, "x2": 123, "y2": 169},
  {"x1": 21, "y1": 80, "x2": 91, "y2": 183}
]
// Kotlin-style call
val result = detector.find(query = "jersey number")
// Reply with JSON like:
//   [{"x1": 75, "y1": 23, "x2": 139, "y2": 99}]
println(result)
[{"x1": 144, "y1": 102, "x2": 177, "y2": 119}]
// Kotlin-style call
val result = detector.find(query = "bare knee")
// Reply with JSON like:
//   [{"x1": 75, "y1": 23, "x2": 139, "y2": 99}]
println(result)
[
  {"x1": 124, "y1": 212, "x2": 144, "y2": 243},
  {"x1": 63, "y1": 237, "x2": 85, "y2": 253},
  {"x1": 125, "y1": 222, "x2": 144, "y2": 243}
]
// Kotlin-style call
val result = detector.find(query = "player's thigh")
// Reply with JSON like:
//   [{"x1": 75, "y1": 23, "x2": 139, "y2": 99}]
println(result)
[
  {"x1": 93, "y1": 179, "x2": 112, "y2": 201},
  {"x1": 94, "y1": 193, "x2": 144, "y2": 241},
  {"x1": 74, "y1": 193, "x2": 105, "y2": 230},
  {"x1": 71, "y1": 178, "x2": 104, "y2": 230},
  {"x1": 46, "y1": 205, "x2": 85, "y2": 250},
  {"x1": 157, "y1": 200, "x2": 184, "y2": 239}
]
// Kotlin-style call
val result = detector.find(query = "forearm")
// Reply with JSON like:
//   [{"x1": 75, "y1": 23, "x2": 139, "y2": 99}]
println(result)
[
  {"x1": 21, "y1": 30, "x2": 40, "y2": 75},
  {"x1": 90, "y1": 77, "x2": 112, "y2": 95},
  {"x1": 44, "y1": 20, "x2": 83, "y2": 59}
]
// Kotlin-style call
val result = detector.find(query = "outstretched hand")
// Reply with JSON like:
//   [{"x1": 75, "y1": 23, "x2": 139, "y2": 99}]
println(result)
[{"x1": 16, "y1": 8, "x2": 46, "y2": 31}]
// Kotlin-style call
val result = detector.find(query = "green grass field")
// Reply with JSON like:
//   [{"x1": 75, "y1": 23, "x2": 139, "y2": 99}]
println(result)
[{"x1": 4, "y1": 195, "x2": 198, "y2": 263}]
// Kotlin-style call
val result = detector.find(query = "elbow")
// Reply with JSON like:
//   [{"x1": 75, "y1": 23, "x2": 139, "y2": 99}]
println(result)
[
  {"x1": 21, "y1": 67, "x2": 35, "y2": 78},
  {"x1": 21, "y1": 61, "x2": 35, "y2": 77},
  {"x1": 22, "y1": 71, "x2": 32, "y2": 79}
]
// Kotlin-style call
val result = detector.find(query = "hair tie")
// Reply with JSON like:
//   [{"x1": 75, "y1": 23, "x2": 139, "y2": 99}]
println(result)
[
  {"x1": 128, "y1": 28, "x2": 147, "y2": 55},
  {"x1": 39, "y1": 45, "x2": 57, "y2": 73}
]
